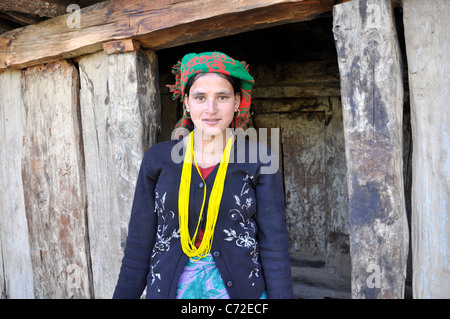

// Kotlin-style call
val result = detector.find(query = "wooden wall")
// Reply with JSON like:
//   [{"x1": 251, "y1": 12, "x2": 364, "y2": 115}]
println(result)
[
  {"x1": 79, "y1": 49, "x2": 160, "y2": 299},
  {"x1": 0, "y1": 50, "x2": 161, "y2": 298},
  {"x1": 0, "y1": 52, "x2": 351, "y2": 299},
  {"x1": 0, "y1": 70, "x2": 34, "y2": 298},
  {"x1": 21, "y1": 61, "x2": 91, "y2": 298},
  {"x1": 403, "y1": 0, "x2": 450, "y2": 298},
  {"x1": 333, "y1": 0, "x2": 409, "y2": 299},
  {"x1": 1, "y1": 2, "x2": 446, "y2": 298}
]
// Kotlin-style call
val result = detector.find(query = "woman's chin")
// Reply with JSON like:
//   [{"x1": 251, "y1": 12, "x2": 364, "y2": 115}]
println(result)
[{"x1": 194, "y1": 124, "x2": 224, "y2": 138}]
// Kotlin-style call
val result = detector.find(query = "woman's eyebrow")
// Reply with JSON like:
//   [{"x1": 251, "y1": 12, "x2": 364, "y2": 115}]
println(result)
[
  {"x1": 191, "y1": 90, "x2": 232, "y2": 96},
  {"x1": 216, "y1": 90, "x2": 232, "y2": 95},
  {"x1": 190, "y1": 91, "x2": 205, "y2": 96}
]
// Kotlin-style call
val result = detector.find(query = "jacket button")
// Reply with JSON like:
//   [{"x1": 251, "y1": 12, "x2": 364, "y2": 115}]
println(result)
[
  {"x1": 226, "y1": 281, "x2": 233, "y2": 287},
  {"x1": 199, "y1": 182, "x2": 204, "y2": 188},
  {"x1": 213, "y1": 251, "x2": 220, "y2": 257}
]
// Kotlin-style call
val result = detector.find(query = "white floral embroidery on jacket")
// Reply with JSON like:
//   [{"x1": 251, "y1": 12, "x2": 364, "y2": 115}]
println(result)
[
  {"x1": 223, "y1": 174, "x2": 260, "y2": 282},
  {"x1": 150, "y1": 191, "x2": 180, "y2": 288}
]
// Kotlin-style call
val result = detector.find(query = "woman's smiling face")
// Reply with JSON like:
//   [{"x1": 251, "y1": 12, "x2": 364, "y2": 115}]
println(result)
[{"x1": 184, "y1": 73, "x2": 240, "y2": 138}]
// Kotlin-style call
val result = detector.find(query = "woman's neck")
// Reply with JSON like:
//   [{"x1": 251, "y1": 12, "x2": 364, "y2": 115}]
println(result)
[{"x1": 192, "y1": 129, "x2": 231, "y2": 167}]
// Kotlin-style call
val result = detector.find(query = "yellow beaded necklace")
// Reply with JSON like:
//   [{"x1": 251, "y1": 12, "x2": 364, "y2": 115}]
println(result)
[{"x1": 178, "y1": 131, "x2": 233, "y2": 261}]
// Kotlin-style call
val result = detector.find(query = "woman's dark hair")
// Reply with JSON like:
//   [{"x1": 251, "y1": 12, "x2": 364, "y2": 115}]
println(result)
[{"x1": 184, "y1": 72, "x2": 242, "y2": 97}]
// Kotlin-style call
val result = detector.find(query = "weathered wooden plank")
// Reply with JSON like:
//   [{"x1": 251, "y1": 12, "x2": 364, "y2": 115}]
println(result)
[
  {"x1": 333, "y1": 0, "x2": 409, "y2": 298},
  {"x1": 103, "y1": 38, "x2": 141, "y2": 55},
  {"x1": 79, "y1": 49, "x2": 161, "y2": 298},
  {"x1": 21, "y1": 60, "x2": 91, "y2": 298},
  {"x1": 0, "y1": 0, "x2": 67, "y2": 18},
  {"x1": 0, "y1": 70, "x2": 34, "y2": 298},
  {"x1": 337, "y1": 0, "x2": 401, "y2": 5},
  {"x1": 251, "y1": 60, "x2": 341, "y2": 98},
  {"x1": 252, "y1": 85, "x2": 341, "y2": 99},
  {"x1": 0, "y1": 246, "x2": 3, "y2": 298},
  {"x1": 0, "y1": 0, "x2": 335, "y2": 70},
  {"x1": 324, "y1": 97, "x2": 350, "y2": 279},
  {"x1": 251, "y1": 60, "x2": 340, "y2": 86},
  {"x1": 252, "y1": 97, "x2": 330, "y2": 114},
  {"x1": 136, "y1": 0, "x2": 335, "y2": 50},
  {"x1": 281, "y1": 111, "x2": 327, "y2": 261},
  {"x1": 403, "y1": 0, "x2": 450, "y2": 299}
]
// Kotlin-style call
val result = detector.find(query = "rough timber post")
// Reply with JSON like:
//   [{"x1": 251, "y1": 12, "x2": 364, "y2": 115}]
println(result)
[
  {"x1": 0, "y1": 70, "x2": 34, "y2": 298},
  {"x1": 78, "y1": 46, "x2": 161, "y2": 298},
  {"x1": 403, "y1": 0, "x2": 450, "y2": 299},
  {"x1": 333, "y1": 0, "x2": 409, "y2": 298},
  {"x1": 21, "y1": 61, "x2": 92, "y2": 298}
]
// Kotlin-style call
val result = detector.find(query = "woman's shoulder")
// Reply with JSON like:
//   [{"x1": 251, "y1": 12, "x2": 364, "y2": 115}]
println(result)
[
  {"x1": 143, "y1": 139, "x2": 181, "y2": 164},
  {"x1": 148, "y1": 138, "x2": 179, "y2": 151}
]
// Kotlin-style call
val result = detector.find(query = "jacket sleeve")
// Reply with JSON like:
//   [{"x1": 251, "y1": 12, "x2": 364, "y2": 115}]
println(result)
[
  {"x1": 113, "y1": 150, "x2": 158, "y2": 298},
  {"x1": 255, "y1": 147, "x2": 294, "y2": 299}
]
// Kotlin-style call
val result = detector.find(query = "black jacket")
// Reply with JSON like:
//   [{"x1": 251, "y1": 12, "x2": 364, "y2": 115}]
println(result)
[{"x1": 113, "y1": 136, "x2": 293, "y2": 299}]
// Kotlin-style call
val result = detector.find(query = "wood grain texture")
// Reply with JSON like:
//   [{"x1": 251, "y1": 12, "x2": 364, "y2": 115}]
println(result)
[
  {"x1": 21, "y1": 60, "x2": 92, "y2": 298},
  {"x1": 0, "y1": 0, "x2": 67, "y2": 18},
  {"x1": 333, "y1": 0, "x2": 409, "y2": 298},
  {"x1": 0, "y1": 70, "x2": 34, "y2": 298},
  {"x1": 79, "y1": 49, "x2": 161, "y2": 298},
  {"x1": 282, "y1": 111, "x2": 327, "y2": 260},
  {"x1": 403, "y1": 0, "x2": 450, "y2": 299},
  {"x1": 0, "y1": 0, "x2": 335, "y2": 70}
]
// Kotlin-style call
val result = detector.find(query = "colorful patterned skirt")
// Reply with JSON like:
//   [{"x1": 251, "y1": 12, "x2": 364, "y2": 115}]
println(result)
[{"x1": 176, "y1": 254, "x2": 267, "y2": 299}]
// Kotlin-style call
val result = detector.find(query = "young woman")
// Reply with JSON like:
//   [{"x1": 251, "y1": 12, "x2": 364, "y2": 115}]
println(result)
[{"x1": 113, "y1": 52, "x2": 293, "y2": 299}]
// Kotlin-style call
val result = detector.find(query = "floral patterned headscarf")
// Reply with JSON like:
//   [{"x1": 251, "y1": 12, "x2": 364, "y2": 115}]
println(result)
[{"x1": 167, "y1": 51, "x2": 255, "y2": 131}]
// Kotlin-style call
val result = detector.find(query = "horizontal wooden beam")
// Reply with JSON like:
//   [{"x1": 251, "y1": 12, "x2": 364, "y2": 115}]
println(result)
[
  {"x1": 0, "y1": 0, "x2": 335, "y2": 70},
  {"x1": 103, "y1": 38, "x2": 140, "y2": 55},
  {"x1": 0, "y1": 0, "x2": 67, "y2": 18},
  {"x1": 336, "y1": 0, "x2": 401, "y2": 4}
]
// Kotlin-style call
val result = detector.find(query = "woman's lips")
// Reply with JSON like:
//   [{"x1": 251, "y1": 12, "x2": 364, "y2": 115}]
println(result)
[{"x1": 203, "y1": 118, "x2": 220, "y2": 125}]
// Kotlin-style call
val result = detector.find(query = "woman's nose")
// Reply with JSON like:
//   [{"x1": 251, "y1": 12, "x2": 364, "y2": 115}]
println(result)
[{"x1": 205, "y1": 99, "x2": 217, "y2": 113}]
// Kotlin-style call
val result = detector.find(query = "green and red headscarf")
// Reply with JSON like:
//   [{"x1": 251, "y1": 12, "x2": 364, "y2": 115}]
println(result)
[{"x1": 167, "y1": 51, "x2": 255, "y2": 131}]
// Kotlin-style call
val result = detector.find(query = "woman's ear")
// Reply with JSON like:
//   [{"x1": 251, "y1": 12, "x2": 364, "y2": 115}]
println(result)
[
  {"x1": 184, "y1": 95, "x2": 190, "y2": 112},
  {"x1": 234, "y1": 94, "x2": 241, "y2": 112}
]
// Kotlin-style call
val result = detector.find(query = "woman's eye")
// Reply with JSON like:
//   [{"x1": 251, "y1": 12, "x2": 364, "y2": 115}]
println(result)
[
  {"x1": 194, "y1": 96, "x2": 205, "y2": 101},
  {"x1": 218, "y1": 95, "x2": 229, "y2": 101}
]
